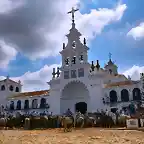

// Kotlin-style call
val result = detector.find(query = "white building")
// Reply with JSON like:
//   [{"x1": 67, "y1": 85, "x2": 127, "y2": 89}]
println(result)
[{"x1": 2, "y1": 8, "x2": 144, "y2": 115}]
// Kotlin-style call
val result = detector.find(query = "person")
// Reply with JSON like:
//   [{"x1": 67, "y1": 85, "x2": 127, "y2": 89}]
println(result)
[
  {"x1": 129, "y1": 103, "x2": 136, "y2": 116},
  {"x1": 66, "y1": 108, "x2": 73, "y2": 117}
]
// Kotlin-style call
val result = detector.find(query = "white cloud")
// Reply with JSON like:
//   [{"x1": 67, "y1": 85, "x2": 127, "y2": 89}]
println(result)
[
  {"x1": 0, "y1": 1, "x2": 127, "y2": 91},
  {"x1": 0, "y1": 63, "x2": 61, "y2": 92},
  {"x1": 76, "y1": 3, "x2": 127, "y2": 42},
  {"x1": 127, "y1": 22, "x2": 144, "y2": 40},
  {"x1": 0, "y1": 0, "x2": 23, "y2": 13},
  {"x1": 1, "y1": 63, "x2": 142, "y2": 92},
  {"x1": 0, "y1": 0, "x2": 127, "y2": 68},
  {"x1": 0, "y1": 40, "x2": 17, "y2": 69},
  {"x1": 123, "y1": 65, "x2": 144, "y2": 81}
]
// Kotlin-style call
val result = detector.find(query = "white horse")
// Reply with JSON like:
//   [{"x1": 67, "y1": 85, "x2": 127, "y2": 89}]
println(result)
[
  {"x1": 73, "y1": 112, "x2": 85, "y2": 128},
  {"x1": 106, "y1": 111, "x2": 117, "y2": 125}
]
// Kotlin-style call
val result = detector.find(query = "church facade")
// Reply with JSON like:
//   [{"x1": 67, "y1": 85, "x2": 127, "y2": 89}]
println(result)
[{"x1": 1, "y1": 8, "x2": 144, "y2": 115}]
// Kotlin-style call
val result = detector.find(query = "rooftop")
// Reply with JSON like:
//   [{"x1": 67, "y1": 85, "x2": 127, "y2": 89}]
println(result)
[
  {"x1": 104, "y1": 80, "x2": 139, "y2": 88},
  {"x1": 0, "y1": 78, "x2": 21, "y2": 85},
  {"x1": 8, "y1": 90, "x2": 49, "y2": 100}
]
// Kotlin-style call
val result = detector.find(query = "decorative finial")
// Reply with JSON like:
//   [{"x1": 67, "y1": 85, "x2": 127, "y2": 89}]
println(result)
[
  {"x1": 96, "y1": 60, "x2": 100, "y2": 70},
  {"x1": 6, "y1": 75, "x2": 9, "y2": 79},
  {"x1": 84, "y1": 38, "x2": 86, "y2": 45},
  {"x1": 52, "y1": 68, "x2": 56, "y2": 78},
  {"x1": 91, "y1": 61, "x2": 95, "y2": 71},
  {"x1": 109, "y1": 52, "x2": 112, "y2": 60},
  {"x1": 63, "y1": 43, "x2": 65, "y2": 49},
  {"x1": 18, "y1": 80, "x2": 21, "y2": 84},
  {"x1": 128, "y1": 75, "x2": 131, "y2": 80},
  {"x1": 56, "y1": 67, "x2": 60, "y2": 77},
  {"x1": 67, "y1": 7, "x2": 79, "y2": 24}
]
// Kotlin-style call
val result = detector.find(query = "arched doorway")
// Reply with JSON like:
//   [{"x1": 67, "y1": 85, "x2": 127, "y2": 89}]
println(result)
[
  {"x1": 24, "y1": 100, "x2": 29, "y2": 109},
  {"x1": 75, "y1": 102, "x2": 87, "y2": 114},
  {"x1": 10, "y1": 101, "x2": 14, "y2": 110},
  {"x1": 60, "y1": 81, "x2": 89, "y2": 114},
  {"x1": 109, "y1": 90, "x2": 117, "y2": 103},
  {"x1": 121, "y1": 89, "x2": 129, "y2": 102},
  {"x1": 133, "y1": 88, "x2": 141, "y2": 101},
  {"x1": 40, "y1": 98, "x2": 46, "y2": 108},
  {"x1": 32, "y1": 99, "x2": 38, "y2": 109},
  {"x1": 16, "y1": 100, "x2": 21, "y2": 110}
]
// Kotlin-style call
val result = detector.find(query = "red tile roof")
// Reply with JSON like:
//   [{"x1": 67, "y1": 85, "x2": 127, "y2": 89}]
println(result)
[
  {"x1": 104, "y1": 81, "x2": 135, "y2": 88},
  {"x1": 8, "y1": 90, "x2": 49, "y2": 99}
]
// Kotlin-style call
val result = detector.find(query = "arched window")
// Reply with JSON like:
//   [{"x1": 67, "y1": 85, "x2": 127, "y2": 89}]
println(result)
[
  {"x1": 133, "y1": 88, "x2": 141, "y2": 101},
  {"x1": 32, "y1": 99, "x2": 38, "y2": 109},
  {"x1": 40, "y1": 98, "x2": 46, "y2": 108},
  {"x1": 121, "y1": 89, "x2": 129, "y2": 102},
  {"x1": 0, "y1": 105, "x2": 4, "y2": 112},
  {"x1": 9, "y1": 85, "x2": 13, "y2": 91},
  {"x1": 16, "y1": 100, "x2": 21, "y2": 110},
  {"x1": 1, "y1": 85, "x2": 5, "y2": 91},
  {"x1": 24, "y1": 100, "x2": 29, "y2": 109},
  {"x1": 10, "y1": 101, "x2": 14, "y2": 110},
  {"x1": 109, "y1": 69, "x2": 112, "y2": 74},
  {"x1": 15, "y1": 87, "x2": 19, "y2": 92},
  {"x1": 109, "y1": 90, "x2": 117, "y2": 103}
]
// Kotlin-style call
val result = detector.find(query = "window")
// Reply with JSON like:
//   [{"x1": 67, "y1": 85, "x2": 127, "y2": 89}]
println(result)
[
  {"x1": 15, "y1": 87, "x2": 19, "y2": 92},
  {"x1": 24, "y1": 100, "x2": 29, "y2": 109},
  {"x1": 65, "y1": 57, "x2": 69, "y2": 66},
  {"x1": 78, "y1": 68, "x2": 84, "y2": 77},
  {"x1": 109, "y1": 69, "x2": 112, "y2": 74},
  {"x1": 10, "y1": 101, "x2": 14, "y2": 110},
  {"x1": 64, "y1": 71, "x2": 69, "y2": 79},
  {"x1": 71, "y1": 70, "x2": 77, "y2": 78},
  {"x1": 9, "y1": 85, "x2": 13, "y2": 91},
  {"x1": 40, "y1": 98, "x2": 46, "y2": 108},
  {"x1": 79, "y1": 55, "x2": 83, "y2": 61},
  {"x1": 72, "y1": 41, "x2": 76, "y2": 48},
  {"x1": 71, "y1": 56, "x2": 76, "y2": 64},
  {"x1": 1, "y1": 85, "x2": 5, "y2": 91}
]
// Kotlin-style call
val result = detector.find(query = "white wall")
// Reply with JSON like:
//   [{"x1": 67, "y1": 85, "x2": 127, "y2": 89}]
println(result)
[{"x1": 0, "y1": 78, "x2": 21, "y2": 107}]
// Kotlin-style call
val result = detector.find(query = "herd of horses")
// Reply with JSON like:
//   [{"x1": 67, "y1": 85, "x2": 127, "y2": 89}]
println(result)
[{"x1": 0, "y1": 110, "x2": 132, "y2": 132}]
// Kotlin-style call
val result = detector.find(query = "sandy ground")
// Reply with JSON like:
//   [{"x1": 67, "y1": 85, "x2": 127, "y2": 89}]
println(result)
[{"x1": 0, "y1": 128, "x2": 144, "y2": 144}]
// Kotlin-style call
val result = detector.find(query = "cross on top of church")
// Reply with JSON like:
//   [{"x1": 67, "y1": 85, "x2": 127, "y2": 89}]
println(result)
[
  {"x1": 67, "y1": 7, "x2": 79, "y2": 23},
  {"x1": 109, "y1": 52, "x2": 112, "y2": 60}
]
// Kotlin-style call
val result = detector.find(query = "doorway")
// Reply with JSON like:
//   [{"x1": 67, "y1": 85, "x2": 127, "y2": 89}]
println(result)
[{"x1": 75, "y1": 102, "x2": 87, "y2": 114}]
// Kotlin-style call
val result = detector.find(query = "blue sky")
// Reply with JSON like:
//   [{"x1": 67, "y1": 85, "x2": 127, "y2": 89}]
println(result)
[{"x1": 0, "y1": 0, "x2": 143, "y2": 91}]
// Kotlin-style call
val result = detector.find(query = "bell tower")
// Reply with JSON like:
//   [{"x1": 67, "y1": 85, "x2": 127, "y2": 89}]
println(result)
[
  {"x1": 60, "y1": 7, "x2": 89, "y2": 69},
  {"x1": 104, "y1": 53, "x2": 118, "y2": 75}
]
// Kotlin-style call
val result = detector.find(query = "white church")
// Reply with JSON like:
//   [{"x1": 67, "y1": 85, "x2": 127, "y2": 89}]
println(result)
[{"x1": 0, "y1": 8, "x2": 144, "y2": 115}]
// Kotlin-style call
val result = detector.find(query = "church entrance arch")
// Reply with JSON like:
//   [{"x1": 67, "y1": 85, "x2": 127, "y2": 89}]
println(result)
[
  {"x1": 75, "y1": 102, "x2": 87, "y2": 114},
  {"x1": 60, "y1": 81, "x2": 90, "y2": 114}
]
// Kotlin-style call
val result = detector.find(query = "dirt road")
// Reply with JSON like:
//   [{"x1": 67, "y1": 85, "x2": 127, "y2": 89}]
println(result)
[{"x1": 0, "y1": 128, "x2": 144, "y2": 144}]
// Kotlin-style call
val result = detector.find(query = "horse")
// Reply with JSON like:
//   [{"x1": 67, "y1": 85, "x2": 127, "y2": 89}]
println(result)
[
  {"x1": 74, "y1": 112, "x2": 85, "y2": 128},
  {"x1": 106, "y1": 111, "x2": 117, "y2": 126},
  {"x1": 0, "y1": 117, "x2": 7, "y2": 129},
  {"x1": 59, "y1": 112, "x2": 85, "y2": 132},
  {"x1": 117, "y1": 113, "x2": 130, "y2": 127},
  {"x1": 58, "y1": 115, "x2": 74, "y2": 132},
  {"x1": 84, "y1": 113, "x2": 96, "y2": 127},
  {"x1": 24, "y1": 117, "x2": 31, "y2": 130}
]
